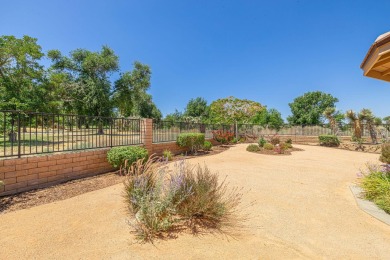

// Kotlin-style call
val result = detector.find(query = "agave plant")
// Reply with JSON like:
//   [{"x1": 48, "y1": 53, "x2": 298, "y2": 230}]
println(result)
[
  {"x1": 346, "y1": 110, "x2": 362, "y2": 140},
  {"x1": 359, "y1": 108, "x2": 378, "y2": 144}
]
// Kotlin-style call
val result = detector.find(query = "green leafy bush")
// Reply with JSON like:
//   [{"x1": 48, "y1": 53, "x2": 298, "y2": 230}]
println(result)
[
  {"x1": 285, "y1": 138, "x2": 293, "y2": 144},
  {"x1": 360, "y1": 164, "x2": 390, "y2": 213},
  {"x1": 231, "y1": 137, "x2": 238, "y2": 144},
  {"x1": 258, "y1": 137, "x2": 266, "y2": 147},
  {"x1": 203, "y1": 140, "x2": 213, "y2": 151},
  {"x1": 380, "y1": 143, "x2": 390, "y2": 163},
  {"x1": 246, "y1": 144, "x2": 260, "y2": 152},
  {"x1": 177, "y1": 133, "x2": 205, "y2": 154},
  {"x1": 163, "y1": 149, "x2": 173, "y2": 161},
  {"x1": 124, "y1": 157, "x2": 246, "y2": 242},
  {"x1": 263, "y1": 143, "x2": 274, "y2": 150},
  {"x1": 318, "y1": 135, "x2": 340, "y2": 147},
  {"x1": 107, "y1": 146, "x2": 148, "y2": 173}
]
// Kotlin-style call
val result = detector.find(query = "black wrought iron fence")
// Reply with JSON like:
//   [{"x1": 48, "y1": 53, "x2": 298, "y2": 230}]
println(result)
[
  {"x1": 152, "y1": 120, "x2": 233, "y2": 143},
  {"x1": 0, "y1": 110, "x2": 144, "y2": 158}
]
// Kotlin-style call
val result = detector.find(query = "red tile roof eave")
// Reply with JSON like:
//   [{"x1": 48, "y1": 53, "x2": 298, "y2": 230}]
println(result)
[{"x1": 360, "y1": 34, "x2": 390, "y2": 69}]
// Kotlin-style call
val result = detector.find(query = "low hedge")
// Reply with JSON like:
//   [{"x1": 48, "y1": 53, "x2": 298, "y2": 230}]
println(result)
[
  {"x1": 318, "y1": 135, "x2": 340, "y2": 147},
  {"x1": 107, "y1": 146, "x2": 148, "y2": 171},
  {"x1": 177, "y1": 133, "x2": 205, "y2": 153}
]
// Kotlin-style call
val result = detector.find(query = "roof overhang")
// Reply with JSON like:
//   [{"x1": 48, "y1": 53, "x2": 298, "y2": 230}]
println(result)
[{"x1": 361, "y1": 32, "x2": 390, "y2": 82}]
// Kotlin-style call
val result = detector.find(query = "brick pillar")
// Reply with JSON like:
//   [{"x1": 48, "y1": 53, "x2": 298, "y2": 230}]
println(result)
[{"x1": 143, "y1": 119, "x2": 153, "y2": 155}]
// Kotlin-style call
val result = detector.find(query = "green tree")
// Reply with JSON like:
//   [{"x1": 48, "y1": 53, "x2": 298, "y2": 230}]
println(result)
[
  {"x1": 184, "y1": 97, "x2": 209, "y2": 121},
  {"x1": 164, "y1": 109, "x2": 183, "y2": 122},
  {"x1": 287, "y1": 91, "x2": 339, "y2": 125},
  {"x1": 0, "y1": 35, "x2": 45, "y2": 111},
  {"x1": 251, "y1": 108, "x2": 284, "y2": 130},
  {"x1": 112, "y1": 62, "x2": 161, "y2": 118},
  {"x1": 208, "y1": 96, "x2": 264, "y2": 124},
  {"x1": 48, "y1": 46, "x2": 119, "y2": 133}
]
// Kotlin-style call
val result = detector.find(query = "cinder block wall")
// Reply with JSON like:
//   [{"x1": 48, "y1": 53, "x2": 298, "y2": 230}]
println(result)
[{"x1": 0, "y1": 119, "x2": 218, "y2": 196}]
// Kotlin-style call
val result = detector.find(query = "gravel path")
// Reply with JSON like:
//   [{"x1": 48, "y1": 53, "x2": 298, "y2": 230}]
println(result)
[{"x1": 1, "y1": 144, "x2": 390, "y2": 259}]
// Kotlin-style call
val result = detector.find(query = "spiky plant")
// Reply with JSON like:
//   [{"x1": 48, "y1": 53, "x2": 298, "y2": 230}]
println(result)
[
  {"x1": 323, "y1": 107, "x2": 337, "y2": 135},
  {"x1": 346, "y1": 110, "x2": 362, "y2": 140},
  {"x1": 359, "y1": 108, "x2": 377, "y2": 144}
]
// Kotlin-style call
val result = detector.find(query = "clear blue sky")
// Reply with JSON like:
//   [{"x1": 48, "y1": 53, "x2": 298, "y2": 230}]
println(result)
[{"x1": 1, "y1": 0, "x2": 390, "y2": 119}]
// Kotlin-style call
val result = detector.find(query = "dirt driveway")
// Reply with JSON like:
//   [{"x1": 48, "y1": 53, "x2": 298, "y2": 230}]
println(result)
[{"x1": 1, "y1": 144, "x2": 390, "y2": 259}]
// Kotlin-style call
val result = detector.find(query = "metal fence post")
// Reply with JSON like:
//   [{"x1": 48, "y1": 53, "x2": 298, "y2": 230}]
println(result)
[{"x1": 17, "y1": 112, "x2": 21, "y2": 158}]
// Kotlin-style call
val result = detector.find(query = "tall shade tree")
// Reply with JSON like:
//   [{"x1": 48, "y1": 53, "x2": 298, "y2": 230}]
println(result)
[
  {"x1": 287, "y1": 91, "x2": 339, "y2": 125},
  {"x1": 0, "y1": 35, "x2": 44, "y2": 111},
  {"x1": 112, "y1": 62, "x2": 161, "y2": 119},
  {"x1": 208, "y1": 96, "x2": 264, "y2": 124},
  {"x1": 48, "y1": 46, "x2": 119, "y2": 133},
  {"x1": 184, "y1": 97, "x2": 209, "y2": 121},
  {"x1": 251, "y1": 108, "x2": 284, "y2": 130}
]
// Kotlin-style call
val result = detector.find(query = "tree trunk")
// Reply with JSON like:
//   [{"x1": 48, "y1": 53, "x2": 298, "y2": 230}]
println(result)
[
  {"x1": 354, "y1": 120, "x2": 362, "y2": 139},
  {"x1": 8, "y1": 132, "x2": 18, "y2": 142}
]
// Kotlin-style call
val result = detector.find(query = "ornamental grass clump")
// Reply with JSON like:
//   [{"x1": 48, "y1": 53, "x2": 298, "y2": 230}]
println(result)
[
  {"x1": 360, "y1": 164, "x2": 390, "y2": 213},
  {"x1": 124, "y1": 156, "x2": 248, "y2": 242}
]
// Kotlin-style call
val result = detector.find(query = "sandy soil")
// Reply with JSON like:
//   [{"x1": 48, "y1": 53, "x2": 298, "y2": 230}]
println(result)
[{"x1": 1, "y1": 144, "x2": 390, "y2": 259}]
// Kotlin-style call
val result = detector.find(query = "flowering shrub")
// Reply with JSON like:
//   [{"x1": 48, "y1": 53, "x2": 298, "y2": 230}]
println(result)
[
  {"x1": 273, "y1": 144, "x2": 286, "y2": 154},
  {"x1": 212, "y1": 130, "x2": 235, "y2": 144},
  {"x1": 360, "y1": 164, "x2": 390, "y2": 213}
]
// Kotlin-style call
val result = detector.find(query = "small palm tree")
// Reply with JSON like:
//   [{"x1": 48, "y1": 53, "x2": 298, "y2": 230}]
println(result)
[
  {"x1": 346, "y1": 110, "x2": 362, "y2": 140},
  {"x1": 323, "y1": 107, "x2": 337, "y2": 135},
  {"x1": 359, "y1": 108, "x2": 378, "y2": 144}
]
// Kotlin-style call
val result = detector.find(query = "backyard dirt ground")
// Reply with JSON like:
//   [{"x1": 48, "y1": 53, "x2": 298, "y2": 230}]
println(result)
[{"x1": 1, "y1": 144, "x2": 390, "y2": 259}]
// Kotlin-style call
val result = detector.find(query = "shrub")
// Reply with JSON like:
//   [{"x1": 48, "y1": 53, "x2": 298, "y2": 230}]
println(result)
[
  {"x1": 274, "y1": 144, "x2": 286, "y2": 154},
  {"x1": 269, "y1": 135, "x2": 280, "y2": 145},
  {"x1": 263, "y1": 143, "x2": 274, "y2": 150},
  {"x1": 177, "y1": 133, "x2": 205, "y2": 154},
  {"x1": 258, "y1": 137, "x2": 266, "y2": 147},
  {"x1": 360, "y1": 164, "x2": 390, "y2": 213},
  {"x1": 212, "y1": 130, "x2": 235, "y2": 144},
  {"x1": 380, "y1": 143, "x2": 390, "y2": 163},
  {"x1": 203, "y1": 140, "x2": 213, "y2": 151},
  {"x1": 246, "y1": 144, "x2": 260, "y2": 152},
  {"x1": 124, "y1": 157, "x2": 246, "y2": 242},
  {"x1": 107, "y1": 146, "x2": 148, "y2": 174},
  {"x1": 285, "y1": 138, "x2": 293, "y2": 144},
  {"x1": 281, "y1": 142, "x2": 292, "y2": 150},
  {"x1": 163, "y1": 149, "x2": 173, "y2": 161},
  {"x1": 231, "y1": 137, "x2": 238, "y2": 144},
  {"x1": 318, "y1": 135, "x2": 340, "y2": 147}
]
